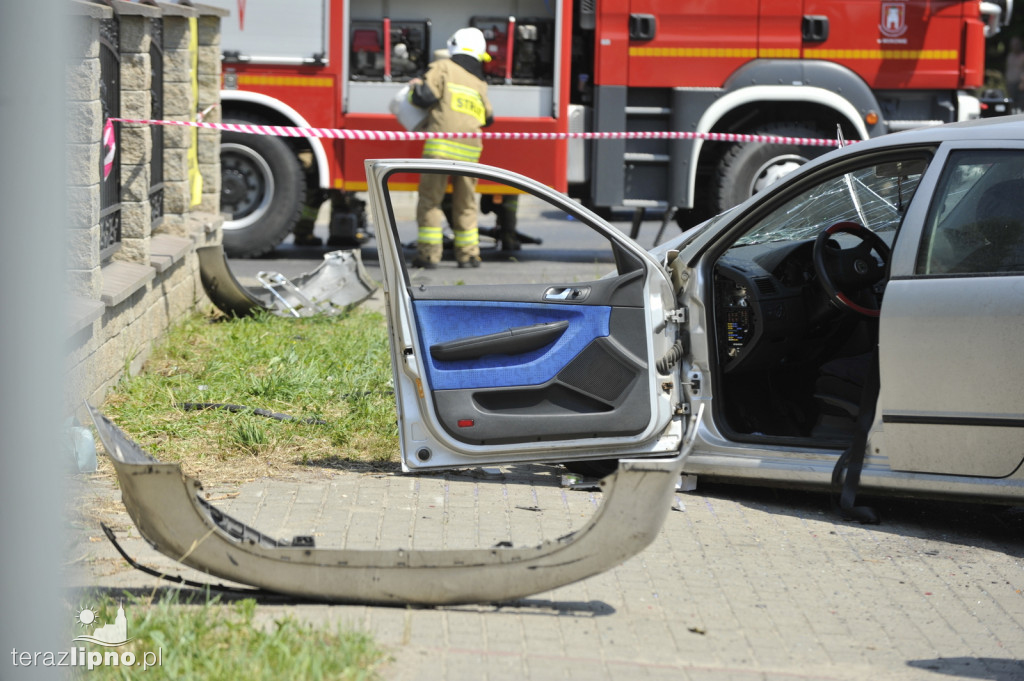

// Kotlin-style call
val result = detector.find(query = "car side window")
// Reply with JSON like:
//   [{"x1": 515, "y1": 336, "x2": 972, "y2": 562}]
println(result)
[{"x1": 917, "y1": 149, "x2": 1024, "y2": 275}]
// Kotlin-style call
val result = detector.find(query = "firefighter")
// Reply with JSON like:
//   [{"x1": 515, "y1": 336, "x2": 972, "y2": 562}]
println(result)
[{"x1": 408, "y1": 27, "x2": 494, "y2": 268}]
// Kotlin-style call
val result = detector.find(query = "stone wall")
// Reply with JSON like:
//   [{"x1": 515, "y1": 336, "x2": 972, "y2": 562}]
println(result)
[{"x1": 66, "y1": 0, "x2": 228, "y2": 416}]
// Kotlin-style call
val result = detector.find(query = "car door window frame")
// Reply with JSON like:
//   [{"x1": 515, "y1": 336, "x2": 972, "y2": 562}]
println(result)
[
  {"x1": 888, "y1": 140, "x2": 1024, "y2": 281},
  {"x1": 911, "y1": 143, "x2": 1024, "y2": 278},
  {"x1": 377, "y1": 165, "x2": 647, "y2": 289}
]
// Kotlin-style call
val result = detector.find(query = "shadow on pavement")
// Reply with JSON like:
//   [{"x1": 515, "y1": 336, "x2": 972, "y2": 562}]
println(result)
[
  {"x1": 69, "y1": 585, "x2": 616, "y2": 615},
  {"x1": 906, "y1": 657, "x2": 1024, "y2": 681},
  {"x1": 691, "y1": 480, "x2": 1024, "y2": 556}
]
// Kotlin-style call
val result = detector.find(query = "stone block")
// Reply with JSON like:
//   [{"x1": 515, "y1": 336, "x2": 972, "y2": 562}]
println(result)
[
  {"x1": 162, "y1": 124, "x2": 192, "y2": 149},
  {"x1": 66, "y1": 59, "x2": 101, "y2": 101},
  {"x1": 114, "y1": 236, "x2": 151, "y2": 265},
  {"x1": 120, "y1": 52, "x2": 152, "y2": 92},
  {"x1": 154, "y1": 214, "x2": 188, "y2": 238},
  {"x1": 66, "y1": 267, "x2": 102, "y2": 299},
  {"x1": 119, "y1": 124, "x2": 151, "y2": 165},
  {"x1": 118, "y1": 15, "x2": 151, "y2": 54},
  {"x1": 121, "y1": 161, "x2": 151, "y2": 201},
  {"x1": 197, "y1": 16, "x2": 222, "y2": 46},
  {"x1": 197, "y1": 45, "x2": 221, "y2": 73},
  {"x1": 161, "y1": 17, "x2": 191, "y2": 52},
  {"x1": 197, "y1": 75, "x2": 220, "y2": 110},
  {"x1": 162, "y1": 181, "x2": 190, "y2": 214},
  {"x1": 67, "y1": 143, "x2": 101, "y2": 187},
  {"x1": 66, "y1": 185, "x2": 100, "y2": 230},
  {"x1": 196, "y1": 131, "x2": 219, "y2": 164},
  {"x1": 120, "y1": 201, "x2": 152, "y2": 238},
  {"x1": 198, "y1": 165, "x2": 220, "y2": 194},
  {"x1": 163, "y1": 82, "x2": 194, "y2": 116},
  {"x1": 162, "y1": 48, "x2": 190, "y2": 77},
  {"x1": 163, "y1": 149, "x2": 189, "y2": 183},
  {"x1": 119, "y1": 122, "x2": 151, "y2": 163},
  {"x1": 66, "y1": 227, "x2": 101, "y2": 271},
  {"x1": 69, "y1": 14, "x2": 101, "y2": 59},
  {"x1": 66, "y1": 100, "x2": 103, "y2": 145},
  {"x1": 120, "y1": 90, "x2": 152, "y2": 121}
]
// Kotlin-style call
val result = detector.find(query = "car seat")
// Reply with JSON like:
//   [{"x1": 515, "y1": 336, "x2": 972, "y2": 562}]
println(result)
[
  {"x1": 957, "y1": 178, "x2": 1024, "y2": 273},
  {"x1": 811, "y1": 353, "x2": 871, "y2": 438}
]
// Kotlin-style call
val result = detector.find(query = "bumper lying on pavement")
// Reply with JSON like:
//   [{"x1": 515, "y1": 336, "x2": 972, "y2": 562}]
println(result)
[
  {"x1": 196, "y1": 245, "x2": 377, "y2": 318},
  {"x1": 88, "y1": 404, "x2": 684, "y2": 606}
]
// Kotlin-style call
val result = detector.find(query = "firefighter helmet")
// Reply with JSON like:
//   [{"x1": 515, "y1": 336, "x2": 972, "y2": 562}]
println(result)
[{"x1": 447, "y1": 27, "x2": 492, "y2": 62}]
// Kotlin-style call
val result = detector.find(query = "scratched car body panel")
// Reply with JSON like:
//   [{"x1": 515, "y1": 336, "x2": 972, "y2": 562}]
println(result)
[{"x1": 369, "y1": 115, "x2": 1024, "y2": 505}]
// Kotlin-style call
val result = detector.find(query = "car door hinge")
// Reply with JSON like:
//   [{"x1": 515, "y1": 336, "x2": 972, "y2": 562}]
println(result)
[{"x1": 666, "y1": 308, "x2": 687, "y2": 325}]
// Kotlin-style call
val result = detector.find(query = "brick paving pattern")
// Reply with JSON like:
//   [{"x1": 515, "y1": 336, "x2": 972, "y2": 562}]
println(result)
[{"x1": 68, "y1": 459, "x2": 1024, "y2": 680}]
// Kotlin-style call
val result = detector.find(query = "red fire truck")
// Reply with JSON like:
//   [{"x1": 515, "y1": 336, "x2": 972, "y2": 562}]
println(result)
[{"x1": 206, "y1": 0, "x2": 1011, "y2": 257}]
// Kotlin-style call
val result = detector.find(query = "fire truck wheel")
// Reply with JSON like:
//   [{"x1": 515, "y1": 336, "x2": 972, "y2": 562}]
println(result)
[
  {"x1": 220, "y1": 119, "x2": 307, "y2": 258},
  {"x1": 712, "y1": 122, "x2": 828, "y2": 214}
]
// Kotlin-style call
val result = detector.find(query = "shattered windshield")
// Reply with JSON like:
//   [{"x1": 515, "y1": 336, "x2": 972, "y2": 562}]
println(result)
[{"x1": 736, "y1": 160, "x2": 927, "y2": 246}]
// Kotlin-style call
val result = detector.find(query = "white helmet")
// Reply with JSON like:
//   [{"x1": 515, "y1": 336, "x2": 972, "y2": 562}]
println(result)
[{"x1": 447, "y1": 27, "x2": 492, "y2": 62}]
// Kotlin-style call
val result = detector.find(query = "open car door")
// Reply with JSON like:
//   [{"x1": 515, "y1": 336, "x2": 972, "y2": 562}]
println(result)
[
  {"x1": 87, "y1": 160, "x2": 699, "y2": 605},
  {"x1": 366, "y1": 159, "x2": 688, "y2": 471}
]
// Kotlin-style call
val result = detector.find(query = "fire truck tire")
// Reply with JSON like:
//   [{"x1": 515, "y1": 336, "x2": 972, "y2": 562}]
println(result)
[
  {"x1": 712, "y1": 122, "x2": 828, "y2": 214},
  {"x1": 220, "y1": 119, "x2": 306, "y2": 258}
]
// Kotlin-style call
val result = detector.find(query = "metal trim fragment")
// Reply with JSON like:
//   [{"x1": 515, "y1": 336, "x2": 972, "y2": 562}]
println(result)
[
  {"x1": 88, "y1": 404, "x2": 684, "y2": 606},
  {"x1": 196, "y1": 244, "x2": 377, "y2": 318}
]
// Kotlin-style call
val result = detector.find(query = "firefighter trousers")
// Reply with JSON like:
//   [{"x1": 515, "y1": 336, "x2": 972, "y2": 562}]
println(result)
[{"x1": 416, "y1": 171, "x2": 480, "y2": 264}]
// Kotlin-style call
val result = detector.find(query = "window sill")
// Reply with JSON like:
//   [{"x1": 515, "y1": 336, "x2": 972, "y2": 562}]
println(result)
[{"x1": 100, "y1": 260, "x2": 156, "y2": 308}]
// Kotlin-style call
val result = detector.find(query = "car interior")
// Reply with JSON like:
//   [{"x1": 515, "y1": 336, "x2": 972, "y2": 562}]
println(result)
[{"x1": 707, "y1": 154, "x2": 932, "y2": 445}]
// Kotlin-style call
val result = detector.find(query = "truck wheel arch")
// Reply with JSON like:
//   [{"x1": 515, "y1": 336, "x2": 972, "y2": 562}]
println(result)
[
  {"x1": 684, "y1": 85, "x2": 873, "y2": 212},
  {"x1": 220, "y1": 90, "x2": 331, "y2": 191}
]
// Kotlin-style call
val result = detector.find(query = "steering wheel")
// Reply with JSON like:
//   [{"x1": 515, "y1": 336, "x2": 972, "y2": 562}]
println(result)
[{"x1": 812, "y1": 221, "x2": 891, "y2": 318}]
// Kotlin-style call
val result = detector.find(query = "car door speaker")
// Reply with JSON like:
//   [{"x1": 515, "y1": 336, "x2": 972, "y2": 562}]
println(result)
[{"x1": 557, "y1": 338, "x2": 640, "y2": 405}]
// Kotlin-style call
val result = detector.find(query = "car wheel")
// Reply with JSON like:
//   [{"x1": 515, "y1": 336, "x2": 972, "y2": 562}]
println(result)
[
  {"x1": 712, "y1": 122, "x2": 829, "y2": 214},
  {"x1": 220, "y1": 118, "x2": 306, "y2": 258}
]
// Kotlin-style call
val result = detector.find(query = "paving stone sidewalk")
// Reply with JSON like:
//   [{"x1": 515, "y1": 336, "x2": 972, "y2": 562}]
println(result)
[{"x1": 67, "y1": 456, "x2": 1023, "y2": 681}]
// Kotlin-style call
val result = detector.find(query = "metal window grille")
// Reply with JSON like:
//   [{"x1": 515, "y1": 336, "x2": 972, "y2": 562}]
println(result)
[
  {"x1": 149, "y1": 18, "x2": 164, "y2": 224},
  {"x1": 99, "y1": 17, "x2": 122, "y2": 260}
]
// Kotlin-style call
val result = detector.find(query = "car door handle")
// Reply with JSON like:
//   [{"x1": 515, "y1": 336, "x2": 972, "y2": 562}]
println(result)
[
  {"x1": 544, "y1": 286, "x2": 589, "y2": 301},
  {"x1": 430, "y1": 321, "x2": 570, "y2": 361}
]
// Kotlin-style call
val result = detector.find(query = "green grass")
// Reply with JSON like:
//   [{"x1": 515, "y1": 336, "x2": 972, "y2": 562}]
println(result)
[
  {"x1": 68, "y1": 591, "x2": 387, "y2": 680},
  {"x1": 102, "y1": 308, "x2": 398, "y2": 481}
]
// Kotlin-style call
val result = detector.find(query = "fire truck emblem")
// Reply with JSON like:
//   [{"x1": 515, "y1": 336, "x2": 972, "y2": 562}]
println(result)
[{"x1": 879, "y1": 2, "x2": 908, "y2": 38}]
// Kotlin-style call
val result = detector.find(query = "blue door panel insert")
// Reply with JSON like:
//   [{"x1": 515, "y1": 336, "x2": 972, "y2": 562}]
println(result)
[{"x1": 412, "y1": 300, "x2": 611, "y2": 390}]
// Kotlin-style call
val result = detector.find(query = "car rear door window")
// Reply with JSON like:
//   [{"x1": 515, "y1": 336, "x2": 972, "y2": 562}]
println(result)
[{"x1": 916, "y1": 149, "x2": 1024, "y2": 275}]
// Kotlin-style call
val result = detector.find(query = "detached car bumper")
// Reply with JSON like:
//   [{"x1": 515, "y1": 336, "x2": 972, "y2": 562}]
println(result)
[{"x1": 89, "y1": 405, "x2": 684, "y2": 606}]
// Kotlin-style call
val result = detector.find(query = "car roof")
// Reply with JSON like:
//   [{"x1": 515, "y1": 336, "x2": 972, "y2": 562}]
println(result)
[{"x1": 850, "y1": 114, "x2": 1024, "y2": 151}]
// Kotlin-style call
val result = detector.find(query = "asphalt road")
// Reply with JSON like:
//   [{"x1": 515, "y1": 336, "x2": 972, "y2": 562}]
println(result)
[{"x1": 225, "y1": 194, "x2": 682, "y2": 290}]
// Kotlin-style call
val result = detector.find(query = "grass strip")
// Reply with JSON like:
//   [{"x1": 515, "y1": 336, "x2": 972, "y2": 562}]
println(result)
[
  {"x1": 101, "y1": 308, "x2": 398, "y2": 483},
  {"x1": 67, "y1": 591, "x2": 387, "y2": 680}
]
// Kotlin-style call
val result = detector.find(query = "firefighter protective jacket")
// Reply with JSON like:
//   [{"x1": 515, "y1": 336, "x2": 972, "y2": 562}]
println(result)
[{"x1": 410, "y1": 55, "x2": 494, "y2": 162}]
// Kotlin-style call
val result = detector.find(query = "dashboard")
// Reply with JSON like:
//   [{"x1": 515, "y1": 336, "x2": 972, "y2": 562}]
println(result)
[{"x1": 714, "y1": 240, "x2": 825, "y2": 374}]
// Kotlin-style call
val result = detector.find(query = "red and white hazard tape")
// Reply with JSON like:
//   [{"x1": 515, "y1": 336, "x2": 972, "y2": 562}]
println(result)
[
  {"x1": 102, "y1": 119, "x2": 116, "y2": 179},
  {"x1": 110, "y1": 117, "x2": 844, "y2": 147}
]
